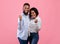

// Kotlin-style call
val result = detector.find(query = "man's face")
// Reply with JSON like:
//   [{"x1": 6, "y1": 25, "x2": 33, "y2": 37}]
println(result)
[{"x1": 23, "y1": 5, "x2": 30, "y2": 15}]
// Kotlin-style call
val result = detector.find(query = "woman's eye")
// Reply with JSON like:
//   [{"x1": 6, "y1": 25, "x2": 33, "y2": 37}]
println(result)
[{"x1": 32, "y1": 12, "x2": 34, "y2": 14}]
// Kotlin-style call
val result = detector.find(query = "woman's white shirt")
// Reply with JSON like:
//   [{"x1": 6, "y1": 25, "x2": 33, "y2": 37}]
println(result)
[{"x1": 28, "y1": 16, "x2": 42, "y2": 33}]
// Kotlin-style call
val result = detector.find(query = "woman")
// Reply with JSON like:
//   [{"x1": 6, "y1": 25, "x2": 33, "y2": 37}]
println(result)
[{"x1": 27, "y1": 7, "x2": 41, "y2": 44}]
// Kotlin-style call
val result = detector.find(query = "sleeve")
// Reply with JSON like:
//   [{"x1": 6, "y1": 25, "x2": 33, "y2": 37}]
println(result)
[
  {"x1": 36, "y1": 16, "x2": 42, "y2": 30},
  {"x1": 18, "y1": 17, "x2": 21, "y2": 30},
  {"x1": 16, "y1": 17, "x2": 21, "y2": 37},
  {"x1": 18, "y1": 17, "x2": 24, "y2": 30}
]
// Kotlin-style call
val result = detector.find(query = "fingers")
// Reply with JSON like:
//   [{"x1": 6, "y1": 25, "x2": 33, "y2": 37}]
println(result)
[
  {"x1": 19, "y1": 15, "x2": 22, "y2": 21},
  {"x1": 35, "y1": 19, "x2": 38, "y2": 23}
]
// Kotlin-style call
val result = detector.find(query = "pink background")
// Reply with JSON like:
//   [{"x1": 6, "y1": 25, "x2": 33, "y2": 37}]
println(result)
[{"x1": 0, "y1": 0, "x2": 60, "y2": 44}]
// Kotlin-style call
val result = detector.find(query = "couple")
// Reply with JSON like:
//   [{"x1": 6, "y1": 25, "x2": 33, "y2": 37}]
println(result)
[{"x1": 17, "y1": 3, "x2": 41, "y2": 44}]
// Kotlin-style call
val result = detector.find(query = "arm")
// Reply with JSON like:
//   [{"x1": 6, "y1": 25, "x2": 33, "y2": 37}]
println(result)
[
  {"x1": 18, "y1": 17, "x2": 21, "y2": 30},
  {"x1": 35, "y1": 16, "x2": 42, "y2": 31},
  {"x1": 18, "y1": 16, "x2": 23, "y2": 30}
]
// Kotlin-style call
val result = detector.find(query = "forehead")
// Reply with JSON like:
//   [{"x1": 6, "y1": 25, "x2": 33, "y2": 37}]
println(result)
[
  {"x1": 31, "y1": 10, "x2": 35, "y2": 13},
  {"x1": 24, "y1": 5, "x2": 30, "y2": 8}
]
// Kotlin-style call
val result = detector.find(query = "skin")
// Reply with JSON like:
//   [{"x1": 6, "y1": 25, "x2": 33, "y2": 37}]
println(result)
[
  {"x1": 19, "y1": 5, "x2": 30, "y2": 20},
  {"x1": 23, "y1": 5, "x2": 30, "y2": 13},
  {"x1": 31, "y1": 10, "x2": 38, "y2": 23}
]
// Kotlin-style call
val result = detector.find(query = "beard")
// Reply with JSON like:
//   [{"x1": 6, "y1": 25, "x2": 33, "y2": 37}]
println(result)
[{"x1": 23, "y1": 11, "x2": 28, "y2": 15}]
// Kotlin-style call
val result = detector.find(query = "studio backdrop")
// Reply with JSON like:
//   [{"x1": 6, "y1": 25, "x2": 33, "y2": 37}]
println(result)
[{"x1": 0, "y1": 0, "x2": 60, "y2": 44}]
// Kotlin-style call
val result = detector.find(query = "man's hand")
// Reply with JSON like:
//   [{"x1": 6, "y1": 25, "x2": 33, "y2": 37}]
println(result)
[
  {"x1": 34, "y1": 19, "x2": 38, "y2": 23},
  {"x1": 19, "y1": 15, "x2": 22, "y2": 21}
]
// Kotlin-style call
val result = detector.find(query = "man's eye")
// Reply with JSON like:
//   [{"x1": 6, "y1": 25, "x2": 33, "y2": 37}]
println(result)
[{"x1": 25, "y1": 7, "x2": 29, "y2": 9}]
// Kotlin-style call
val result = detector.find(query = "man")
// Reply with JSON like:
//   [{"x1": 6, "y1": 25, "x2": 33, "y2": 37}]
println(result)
[{"x1": 17, "y1": 3, "x2": 30, "y2": 44}]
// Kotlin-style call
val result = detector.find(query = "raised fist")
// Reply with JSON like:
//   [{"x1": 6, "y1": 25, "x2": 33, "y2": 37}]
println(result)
[{"x1": 19, "y1": 15, "x2": 22, "y2": 21}]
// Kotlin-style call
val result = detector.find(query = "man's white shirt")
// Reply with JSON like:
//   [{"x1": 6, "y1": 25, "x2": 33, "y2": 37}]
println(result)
[
  {"x1": 17, "y1": 13, "x2": 30, "y2": 40},
  {"x1": 28, "y1": 16, "x2": 41, "y2": 33}
]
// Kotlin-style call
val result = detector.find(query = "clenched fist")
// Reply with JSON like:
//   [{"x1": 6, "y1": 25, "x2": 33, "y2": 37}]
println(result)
[
  {"x1": 19, "y1": 15, "x2": 22, "y2": 21},
  {"x1": 34, "y1": 19, "x2": 38, "y2": 23}
]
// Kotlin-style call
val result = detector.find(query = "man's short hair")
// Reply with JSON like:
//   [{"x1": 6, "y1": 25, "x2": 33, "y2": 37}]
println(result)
[{"x1": 23, "y1": 3, "x2": 30, "y2": 7}]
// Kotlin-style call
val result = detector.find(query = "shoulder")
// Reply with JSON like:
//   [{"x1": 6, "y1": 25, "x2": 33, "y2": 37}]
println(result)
[{"x1": 36, "y1": 16, "x2": 41, "y2": 21}]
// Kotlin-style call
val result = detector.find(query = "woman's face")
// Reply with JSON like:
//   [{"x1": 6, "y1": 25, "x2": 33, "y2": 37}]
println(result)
[{"x1": 31, "y1": 10, "x2": 36, "y2": 19}]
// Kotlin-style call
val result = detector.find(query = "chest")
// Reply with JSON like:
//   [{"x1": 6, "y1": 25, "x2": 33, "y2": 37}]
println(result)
[{"x1": 23, "y1": 16, "x2": 30, "y2": 26}]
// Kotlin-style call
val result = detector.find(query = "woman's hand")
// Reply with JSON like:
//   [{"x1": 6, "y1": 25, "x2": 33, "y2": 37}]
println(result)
[{"x1": 34, "y1": 19, "x2": 38, "y2": 23}]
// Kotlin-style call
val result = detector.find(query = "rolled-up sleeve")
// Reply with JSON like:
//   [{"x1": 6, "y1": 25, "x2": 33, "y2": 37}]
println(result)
[{"x1": 18, "y1": 17, "x2": 24, "y2": 30}]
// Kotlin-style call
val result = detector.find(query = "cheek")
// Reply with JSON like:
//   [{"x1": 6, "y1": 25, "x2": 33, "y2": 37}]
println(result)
[
  {"x1": 24, "y1": 9, "x2": 28, "y2": 12},
  {"x1": 31, "y1": 13, "x2": 36, "y2": 17},
  {"x1": 34, "y1": 14, "x2": 36, "y2": 18},
  {"x1": 32, "y1": 15, "x2": 36, "y2": 18},
  {"x1": 25, "y1": 9, "x2": 29, "y2": 12},
  {"x1": 34, "y1": 15, "x2": 36, "y2": 18}
]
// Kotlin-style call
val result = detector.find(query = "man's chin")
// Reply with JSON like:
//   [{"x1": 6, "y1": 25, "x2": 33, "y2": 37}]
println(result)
[
  {"x1": 23, "y1": 11, "x2": 28, "y2": 15},
  {"x1": 24, "y1": 13, "x2": 28, "y2": 15}
]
